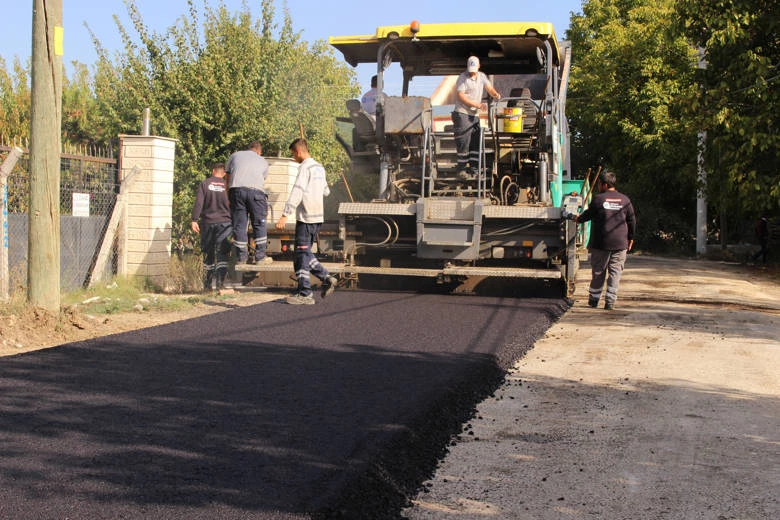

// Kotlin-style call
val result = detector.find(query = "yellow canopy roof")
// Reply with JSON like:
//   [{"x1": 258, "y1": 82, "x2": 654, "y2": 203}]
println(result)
[{"x1": 330, "y1": 21, "x2": 559, "y2": 76}]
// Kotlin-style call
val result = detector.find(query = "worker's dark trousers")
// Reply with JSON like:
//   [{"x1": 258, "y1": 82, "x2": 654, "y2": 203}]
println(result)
[
  {"x1": 589, "y1": 249, "x2": 627, "y2": 306},
  {"x1": 201, "y1": 221, "x2": 232, "y2": 289},
  {"x1": 229, "y1": 187, "x2": 268, "y2": 261},
  {"x1": 293, "y1": 221, "x2": 330, "y2": 297},
  {"x1": 451, "y1": 111, "x2": 481, "y2": 172},
  {"x1": 752, "y1": 239, "x2": 769, "y2": 263}
]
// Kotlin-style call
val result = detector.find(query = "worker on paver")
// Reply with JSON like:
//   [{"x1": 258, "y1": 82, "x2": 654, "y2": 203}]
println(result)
[{"x1": 451, "y1": 56, "x2": 501, "y2": 178}]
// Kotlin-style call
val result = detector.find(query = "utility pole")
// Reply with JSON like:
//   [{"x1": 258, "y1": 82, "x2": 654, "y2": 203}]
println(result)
[
  {"x1": 696, "y1": 131, "x2": 707, "y2": 255},
  {"x1": 696, "y1": 46, "x2": 708, "y2": 257},
  {"x1": 28, "y1": 0, "x2": 63, "y2": 311}
]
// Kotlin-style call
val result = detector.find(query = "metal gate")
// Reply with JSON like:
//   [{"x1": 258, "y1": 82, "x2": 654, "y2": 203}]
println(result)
[{"x1": 1, "y1": 143, "x2": 120, "y2": 293}]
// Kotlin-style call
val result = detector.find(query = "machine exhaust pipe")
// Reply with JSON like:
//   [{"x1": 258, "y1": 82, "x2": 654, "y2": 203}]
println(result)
[{"x1": 538, "y1": 154, "x2": 549, "y2": 203}]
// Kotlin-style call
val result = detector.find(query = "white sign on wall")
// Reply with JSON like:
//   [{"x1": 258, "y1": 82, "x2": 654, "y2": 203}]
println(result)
[{"x1": 72, "y1": 193, "x2": 90, "y2": 217}]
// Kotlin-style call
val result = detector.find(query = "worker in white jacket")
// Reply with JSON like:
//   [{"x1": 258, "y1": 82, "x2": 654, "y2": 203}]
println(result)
[{"x1": 276, "y1": 138, "x2": 338, "y2": 304}]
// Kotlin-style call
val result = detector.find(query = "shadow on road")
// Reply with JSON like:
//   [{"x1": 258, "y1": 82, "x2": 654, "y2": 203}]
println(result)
[{"x1": 0, "y1": 291, "x2": 568, "y2": 519}]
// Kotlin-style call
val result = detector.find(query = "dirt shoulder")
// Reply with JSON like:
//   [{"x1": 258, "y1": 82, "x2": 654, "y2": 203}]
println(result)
[
  {"x1": 0, "y1": 288, "x2": 281, "y2": 358},
  {"x1": 404, "y1": 254, "x2": 780, "y2": 519}
]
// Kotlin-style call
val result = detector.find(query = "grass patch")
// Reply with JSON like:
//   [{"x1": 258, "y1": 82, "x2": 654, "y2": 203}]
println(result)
[
  {"x1": 61, "y1": 254, "x2": 215, "y2": 315},
  {"x1": 0, "y1": 291, "x2": 33, "y2": 317},
  {"x1": 64, "y1": 276, "x2": 145, "y2": 313},
  {"x1": 164, "y1": 253, "x2": 206, "y2": 294},
  {"x1": 63, "y1": 275, "x2": 210, "y2": 315},
  {"x1": 1, "y1": 255, "x2": 238, "y2": 321}
]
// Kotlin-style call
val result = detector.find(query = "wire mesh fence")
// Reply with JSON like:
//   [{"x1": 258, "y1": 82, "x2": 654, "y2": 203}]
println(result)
[{"x1": 1, "y1": 144, "x2": 120, "y2": 294}]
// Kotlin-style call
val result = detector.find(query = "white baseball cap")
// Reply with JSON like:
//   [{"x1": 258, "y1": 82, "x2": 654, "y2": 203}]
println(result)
[{"x1": 467, "y1": 56, "x2": 480, "y2": 72}]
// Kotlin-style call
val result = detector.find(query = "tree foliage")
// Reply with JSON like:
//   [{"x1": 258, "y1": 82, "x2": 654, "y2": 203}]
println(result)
[
  {"x1": 567, "y1": 0, "x2": 701, "y2": 251},
  {"x1": 4, "y1": 0, "x2": 772, "y2": 256},
  {"x1": 1, "y1": 57, "x2": 98, "y2": 147},
  {"x1": 86, "y1": 0, "x2": 358, "y2": 249},
  {"x1": 0, "y1": 57, "x2": 31, "y2": 143},
  {"x1": 568, "y1": 0, "x2": 779, "y2": 251},
  {"x1": 676, "y1": 0, "x2": 779, "y2": 218},
  {"x1": 62, "y1": 62, "x2": 99, "y2": 145}
]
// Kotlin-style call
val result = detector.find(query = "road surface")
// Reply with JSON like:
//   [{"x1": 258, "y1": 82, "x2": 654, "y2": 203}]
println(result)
[
  {"x1": 403, "y1": 255, "x2": 780, "y2": 519},
  {"x1": 0, "y1": 286, "x2": 566, "y2": 519}
]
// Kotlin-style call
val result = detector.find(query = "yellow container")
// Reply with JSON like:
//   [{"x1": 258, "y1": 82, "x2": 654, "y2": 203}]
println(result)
[{"x1": 503, "y1": 107, "x2": 523, "y2": 133}]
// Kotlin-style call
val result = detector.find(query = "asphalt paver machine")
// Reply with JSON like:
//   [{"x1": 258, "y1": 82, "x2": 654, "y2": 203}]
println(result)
[{"x1": 329, "y1": 21, "x2": 585, "y2": 295}]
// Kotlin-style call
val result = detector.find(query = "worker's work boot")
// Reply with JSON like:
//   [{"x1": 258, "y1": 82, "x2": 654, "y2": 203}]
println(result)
[{"x1": 321, "y1": 276, "x2": 338, "y2": 298}]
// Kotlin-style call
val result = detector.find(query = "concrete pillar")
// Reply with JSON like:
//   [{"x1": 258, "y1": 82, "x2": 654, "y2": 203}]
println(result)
[
  {"x1": 118, "y1": 135, "x2": 176, "y2": 287},
  {"x1": 265, "y1": 157, "x2": 299, "y2": 224}
]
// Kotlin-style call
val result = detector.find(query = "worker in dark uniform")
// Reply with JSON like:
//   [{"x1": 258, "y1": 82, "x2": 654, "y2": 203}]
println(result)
[
  {"x1": 751, "y1": 215, "x2": 770, "y2": 264},
  {"x1": 575, "y1": 170, "x2": 636, "y2": 310},
  {"x1": 191, "y1": 163, "x2": 232, "y2": 291}
]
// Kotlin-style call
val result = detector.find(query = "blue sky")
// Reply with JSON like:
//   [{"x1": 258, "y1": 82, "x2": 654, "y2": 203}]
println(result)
[{"x1": 0, "y1": 0, "x2": 582, "y2": 94}]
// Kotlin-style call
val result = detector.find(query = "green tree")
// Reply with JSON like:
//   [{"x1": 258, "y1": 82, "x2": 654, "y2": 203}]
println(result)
[
  {"x1": 87, "y1": 0, "x2": 358, "y2": 251},
  {"x1": 0, "y1": 56, "x2": 100, "y2": 149},
  {"x1": 567, "y1": 0, "x2": 701, "y2": 252},
  {"x1": 677, "y1": 0, "x2": 779, "y2": 227},
  {"x1": 0, "y1": 56, "x2": 31, "y2": 143},
  {"x1": 62, "y1": 61, "x2": 99, "y2": 146}
]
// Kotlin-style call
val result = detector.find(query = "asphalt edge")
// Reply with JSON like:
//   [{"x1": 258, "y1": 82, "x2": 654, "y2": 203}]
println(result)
[{"x1": 313, "y1": 299, "x2": 572, "y2": 519}]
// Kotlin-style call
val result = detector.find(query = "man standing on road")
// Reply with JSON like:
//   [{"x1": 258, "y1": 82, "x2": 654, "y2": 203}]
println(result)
[
  {"x1": 575, "y1": 170, "x2": 636, "y2": 310},
  {"x1": 452, "y1": 56, "x2": 501, "y2": 178},
  {"x1": 275, "y1": 138, "x2": 337, "y2": 305},
  {"x1": 191, "y1": 163, "x2": 232, "y2": 291},
  {"x1": 751, "y1": 215, "x2": 770, "y2": 264},
  {"x1": 226, "y1": 141, "x2": 273, "y2": 264}
]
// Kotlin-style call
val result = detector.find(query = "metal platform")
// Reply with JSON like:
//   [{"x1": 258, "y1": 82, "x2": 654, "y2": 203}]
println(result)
[
  {"x1": 338, "y1": 201, "x2": 561, "y2": 219},
  {"x1": 235, "y1": 262, "x2": 562, "y2": 279}
]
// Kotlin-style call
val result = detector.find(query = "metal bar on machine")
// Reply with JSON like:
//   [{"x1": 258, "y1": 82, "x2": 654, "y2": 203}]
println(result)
[{"x1": 235, "y1": 262, "x2": 561, "y2": 279}]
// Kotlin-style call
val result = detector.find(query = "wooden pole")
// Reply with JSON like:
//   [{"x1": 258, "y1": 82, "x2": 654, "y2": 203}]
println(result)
[
  {"x1": 581, "y1": 167, "x2": 592, "y2": 197},
  {"x1": 589, "y1": 166, "x2": 602, "y2": 198},
  {"x1": 28, "y1": 0, "x2": 63, "y2": 311},
  {"x1": 583, "y1": 165, "x2": 602, "y2": 204},
  {"x1": 0, "y1": 147, "x2": 24, "y2": 301},
  {"x1": 339, "y1": 171, "x2": 355, "y2": 203},
  {"x1": 88, "y1": 166, "x2": 141, "y2": 287}
]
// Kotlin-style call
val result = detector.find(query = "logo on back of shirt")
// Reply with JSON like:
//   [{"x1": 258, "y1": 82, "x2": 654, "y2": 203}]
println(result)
[
  {"x1": 603, "y1": 198, "x2": 623, "y2": 211},
  {"x1": 209, "y1": 184, "x2": 226, "y2": 192}
]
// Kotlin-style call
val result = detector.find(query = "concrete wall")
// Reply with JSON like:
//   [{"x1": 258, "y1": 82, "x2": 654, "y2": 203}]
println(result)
[
  {"x1": 265, "y1": 156, "x2": 344, "y2": 222},
  {"x1": 118, "y1": 135, "x2": 176, "y2": 286},
  {"x1": 265, "y1": 157, "x2": 298, "y2": 224}
]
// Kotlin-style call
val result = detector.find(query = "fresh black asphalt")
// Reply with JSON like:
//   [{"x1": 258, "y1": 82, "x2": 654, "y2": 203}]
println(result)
[{"x1": 0, "y1": 289, "x2": 567, "y2": 519}]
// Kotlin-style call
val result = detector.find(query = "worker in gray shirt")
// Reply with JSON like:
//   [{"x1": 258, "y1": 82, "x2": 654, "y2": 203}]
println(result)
[
  {"x1": 452, "y1": 56, "x2": 500, "y2": 178},
  {"x1": 226, "y1": 141, "x2": 273, "y2": 263}
]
